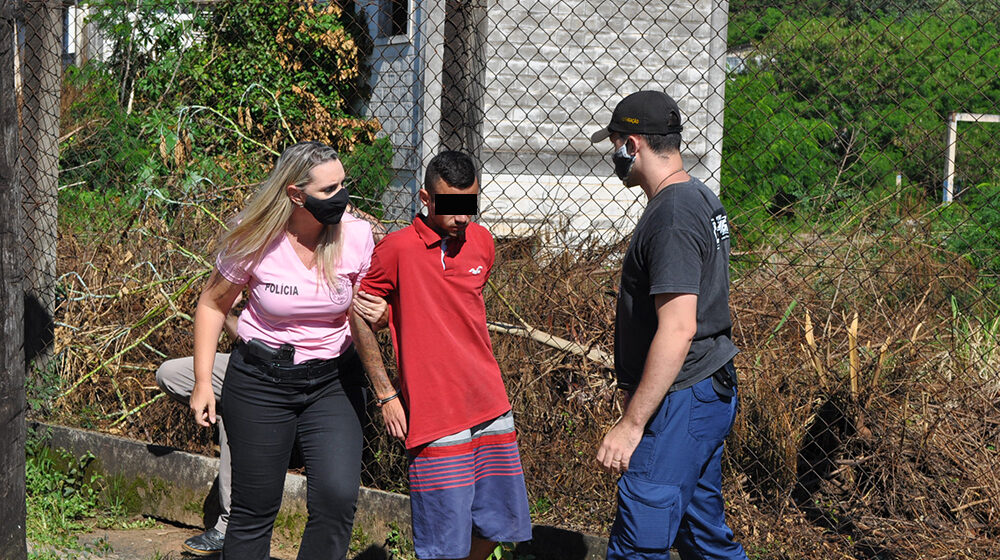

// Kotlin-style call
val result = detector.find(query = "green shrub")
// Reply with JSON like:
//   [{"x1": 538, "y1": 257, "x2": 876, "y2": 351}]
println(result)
[
  {"x1": 722, "y1": 8, "x2": 1000, "y2": 250},
  {"x1": 938, "y1": 182, "x2": 1000, "y2": 290},
  {"x1": 26, "y1": 436, "x2": 102, "y2": 550},
  {"x1": 341, "y1": 137, "x2": 394, "y2": 218},
  {"x1": 63, "y1": 0, "x2": 393, "y2": 231},
  {"x1": 759, "y1": 13, "x2": 1000, "y2": 196}
]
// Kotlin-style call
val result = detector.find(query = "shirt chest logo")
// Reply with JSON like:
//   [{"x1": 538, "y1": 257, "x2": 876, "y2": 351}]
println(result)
[
  {"x1": 329, "y1": 276, "x2": 353, "y2": 306},
  {"x1": 468, "y1": 265, "x2": 483, "y2": 275}
]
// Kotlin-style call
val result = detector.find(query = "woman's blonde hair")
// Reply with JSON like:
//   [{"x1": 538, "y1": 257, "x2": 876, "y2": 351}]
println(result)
[{"x1": 218, "y1": 141, "x2": 345, "y2": 291}]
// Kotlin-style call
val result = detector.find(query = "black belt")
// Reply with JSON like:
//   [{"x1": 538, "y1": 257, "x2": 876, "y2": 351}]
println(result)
[{"x1": 236, "y1": 339, "x2": 358, "y2": 380}]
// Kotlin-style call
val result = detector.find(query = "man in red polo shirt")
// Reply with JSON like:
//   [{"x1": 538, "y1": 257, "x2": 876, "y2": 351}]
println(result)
[{"x1": 349, "y1": 150, "x2": 532, "y2": 560}]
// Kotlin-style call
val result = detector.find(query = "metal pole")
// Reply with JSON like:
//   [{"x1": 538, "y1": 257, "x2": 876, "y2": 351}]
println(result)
[
  {"x1": 943, "y1": 113, "x2": 1000, "y2": 203},
  {"x1": 943, "y1": 112, "x2": 957, "y2": 203}
]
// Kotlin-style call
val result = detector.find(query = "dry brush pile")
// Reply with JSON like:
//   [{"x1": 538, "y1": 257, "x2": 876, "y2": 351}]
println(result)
[{"x1": 45, "y1": 195, "x2": 1000, "y2": 558}]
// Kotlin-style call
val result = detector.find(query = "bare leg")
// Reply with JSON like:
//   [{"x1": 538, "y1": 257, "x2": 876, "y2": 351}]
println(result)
[{"x1": 462, "y1": 536, "x2": 497, "y2": 560}]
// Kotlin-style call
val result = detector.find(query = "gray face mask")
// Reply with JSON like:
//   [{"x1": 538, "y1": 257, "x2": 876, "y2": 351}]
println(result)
[{"x1": 611, "y1": 143, "x2": 635, "y2": 182}]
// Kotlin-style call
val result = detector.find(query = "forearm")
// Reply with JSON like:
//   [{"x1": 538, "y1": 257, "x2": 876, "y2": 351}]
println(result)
[
  {"x1": 349, "y1": 310, "x2": 396, "y2": 399},
  {"x1": 620, "y1": 327, "x2": 692, "y2": 429},
  {"x1": 193, "y1": 298, "x2": 227, "y2": 388}
]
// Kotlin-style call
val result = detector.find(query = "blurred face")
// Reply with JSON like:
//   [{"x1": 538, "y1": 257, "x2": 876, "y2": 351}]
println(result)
[{"x1": 419, "y1": 177, "x2": 479, "y2": 238}]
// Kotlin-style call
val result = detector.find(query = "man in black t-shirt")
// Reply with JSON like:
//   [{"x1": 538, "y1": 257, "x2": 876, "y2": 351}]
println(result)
[{"x1": 592, "y1": 91, "x2": 748, "y2": 560}]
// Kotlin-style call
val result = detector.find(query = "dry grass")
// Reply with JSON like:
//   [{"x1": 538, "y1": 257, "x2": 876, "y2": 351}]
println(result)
[{"x1": 45, "y1": 198, "x2": 1000, "y2": 559}]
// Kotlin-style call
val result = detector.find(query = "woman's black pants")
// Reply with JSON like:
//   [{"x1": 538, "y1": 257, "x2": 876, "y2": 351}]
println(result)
[{"x1": 220, "y1": 344, "x2": 366, "y2": 560}]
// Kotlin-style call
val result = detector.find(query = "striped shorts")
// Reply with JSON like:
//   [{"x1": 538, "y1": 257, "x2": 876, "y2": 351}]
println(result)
[{"x1": 408, "y1": 411, "x2": 533, "y2": 559}]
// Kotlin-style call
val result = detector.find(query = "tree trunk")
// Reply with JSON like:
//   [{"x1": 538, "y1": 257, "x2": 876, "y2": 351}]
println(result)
[
  {"x1": 1, "y1": 0, "x2": 27, "y2": 558},
  {"x1": 19, "y1": 0, "x2": 59, "y2": 374}
]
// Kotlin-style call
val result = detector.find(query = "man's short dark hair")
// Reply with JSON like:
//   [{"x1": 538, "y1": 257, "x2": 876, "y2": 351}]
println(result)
[
  {"x1": 643, "y1": 132, "x2": 682, "y2": 154},
  {"x1": 425, "y1": 150, "x2": 477, "y2": 193},
  {"x1": 642, "y1": 110, "x2": 682, "y2": 154}
]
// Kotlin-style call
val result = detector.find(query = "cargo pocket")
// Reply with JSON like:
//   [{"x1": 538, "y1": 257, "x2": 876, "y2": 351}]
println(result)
[
  {"x1": 614, "y1": 476, "x2": 681, "y2": 550},
  {"x1": 688, "y1": 379, "x2": 731, "y2": 442}
]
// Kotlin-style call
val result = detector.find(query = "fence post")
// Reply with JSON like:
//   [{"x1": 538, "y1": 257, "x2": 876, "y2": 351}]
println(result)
[
  {"x1": 18, "y1": 0, "x2": 59, "y2": 375},
  {"x1": 0, "y1": 0, "x2": 27, "y2": 558}
]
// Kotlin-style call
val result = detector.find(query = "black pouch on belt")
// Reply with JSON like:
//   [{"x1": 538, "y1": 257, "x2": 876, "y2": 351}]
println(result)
[{"x1": 711, "y1": 361, "x2": 737, "y2": 398}]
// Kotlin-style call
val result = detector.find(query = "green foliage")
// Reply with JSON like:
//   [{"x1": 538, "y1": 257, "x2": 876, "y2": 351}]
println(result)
[
  {"x1": 59, "y1": 63, "x2": 218, "y2": 226},
  {"x1": 761, "y1": 13, "x2": 1000, "y2": 190},
  {"x1": 722, "y1": 8, "x2": 1000, "y2": 249},
  {"x1": 26, "y1": 437, "x2": 102, "y2": 550},
  {"x1": 193, "y1": 1, "x2": 367, "y2": 114},
  {"x1": 728, "y1": 6, "x2": 789, "y2": 46},
  {"x1": 529, "y1": 495, "x2": 552, "y2": 516},
  {"x1": 84, "y1": 0, "x2": 379, "y2": 151},
  {"x1": 728, "y1": 0, "x2": 999, "y2": 44},
  {"x1": 84, "y1": 0, "x2": 206, "y2": 106},
  {"x1": 721, "y1": 70, "x2": 835, "y2": 238},
  {"x1": 58, "y1": 189, "x2": 135, "y2": 235},
  {"x1": 26, "y1": 432, "x2": 153, "y2": 556},
  {"x1": 489, "y1": 542, "x2": 536, "y2": 560},
  {"x1": 938, "y1": 182, "x2": 1000, "y2": 288},
  {"x1": 342, "y1": 137, "x2": 394, "y2": 218},
  {"x1": 384, "y1": 522, "x2": 416, "y2": 559},
  {"x1": 63, "y1": 0, "x2": 392, "y2": 232},
  {"x1": 60, "y1": 64, "x2": 153, "y2": 196}
]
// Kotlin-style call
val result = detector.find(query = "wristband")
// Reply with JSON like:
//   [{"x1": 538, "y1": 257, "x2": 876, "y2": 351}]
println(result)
[{"x1": 375, "y1": 392, "x2": 399, "y2": 407}]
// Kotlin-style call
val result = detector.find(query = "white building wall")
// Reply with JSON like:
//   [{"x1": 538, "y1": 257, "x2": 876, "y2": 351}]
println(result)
[
  {"x1": 362, "y1": 0, "x2": 728, "y2": 243},
  {"x1": 360, "y1": 0, "x2": 448, "y2": 227},
  {"x1": 478, "y1": 0, "x2": 729, "y2": 246}
]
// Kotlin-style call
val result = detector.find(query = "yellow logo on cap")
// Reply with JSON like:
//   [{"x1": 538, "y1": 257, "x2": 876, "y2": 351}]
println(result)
[{"x1": 623, "y1": 117, "x2": 639, "y2": 124}]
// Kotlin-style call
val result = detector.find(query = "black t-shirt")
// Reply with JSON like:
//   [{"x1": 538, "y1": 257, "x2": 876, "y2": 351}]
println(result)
[{"x1": 614, "y1": 177, "x2": 739, "y2": 392}]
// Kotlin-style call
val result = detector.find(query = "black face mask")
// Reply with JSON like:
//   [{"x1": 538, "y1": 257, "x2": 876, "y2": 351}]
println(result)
[
  {"x1": 302, "y1": 188, "x2": 350, "y2": 225},
  {"x1": 612, "y1": 143, "x2": 635, "y2": 182}
]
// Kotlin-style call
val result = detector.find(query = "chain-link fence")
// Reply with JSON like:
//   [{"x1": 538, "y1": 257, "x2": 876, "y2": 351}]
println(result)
[{"x1": 6, "y1": 0, "x2": 1000, "y2": 557}]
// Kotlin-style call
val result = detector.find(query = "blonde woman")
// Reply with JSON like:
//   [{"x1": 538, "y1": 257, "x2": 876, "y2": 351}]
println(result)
[{"x1": 190, "y1": 141, "x2": 383, "y2": 559}]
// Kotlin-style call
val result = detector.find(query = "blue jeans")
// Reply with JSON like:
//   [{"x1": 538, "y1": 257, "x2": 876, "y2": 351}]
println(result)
[
  {"x1": 607, "y1": 367, "x2": 748, "y2": 560},
  {"x1": 220, "y1": 345, "x2": 366, "y2": 560}
]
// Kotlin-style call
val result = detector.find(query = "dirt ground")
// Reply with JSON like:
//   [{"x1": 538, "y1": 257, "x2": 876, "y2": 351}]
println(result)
[
  {"x1": 64, "y1": 520, "x2": 398, "y2": 560},
  {"x1": 68, "y1": 521, "x2": 299, "y2": 560}
]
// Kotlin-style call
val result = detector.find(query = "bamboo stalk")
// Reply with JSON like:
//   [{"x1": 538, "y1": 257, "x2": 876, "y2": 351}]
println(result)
[
  {"x1": 849, "y1": 312, "x2": 860, "y2": 399},
  {"x1": 872, "y1": 334, "x2": 892, "y2": 389},
  {"x1": 110, "y1": 393, "x2": 166, "y2": 427},
  {"x1": 488, "y1": 321, "x2": 613, "y2": 369},
  {"x1": 57, "y1": 314, "x2": 179, "y2": 400},
  {"x1": 804, "y1": 310, "x2": 827, "y2": 387}
]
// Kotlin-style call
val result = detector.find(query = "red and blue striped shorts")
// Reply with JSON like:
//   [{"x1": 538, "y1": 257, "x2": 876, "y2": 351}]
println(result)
[{"x1": 407, "y1": 411, "x2": 533, "y2": 559}]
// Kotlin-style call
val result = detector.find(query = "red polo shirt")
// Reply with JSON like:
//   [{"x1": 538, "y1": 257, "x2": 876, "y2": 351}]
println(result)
[{"x1": 360, "y1": 216, "x2": 512, "y2": 449}]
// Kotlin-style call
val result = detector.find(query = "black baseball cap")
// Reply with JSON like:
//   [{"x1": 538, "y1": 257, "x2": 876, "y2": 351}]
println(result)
[{"x1": 590, "y1": 90, "x2": 683, "y2": 143}]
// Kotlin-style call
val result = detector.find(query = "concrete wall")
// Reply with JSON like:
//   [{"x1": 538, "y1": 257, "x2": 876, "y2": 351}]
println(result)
[{"x1": 32, "y1": 422, "x2": 616, "y2": 559}]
